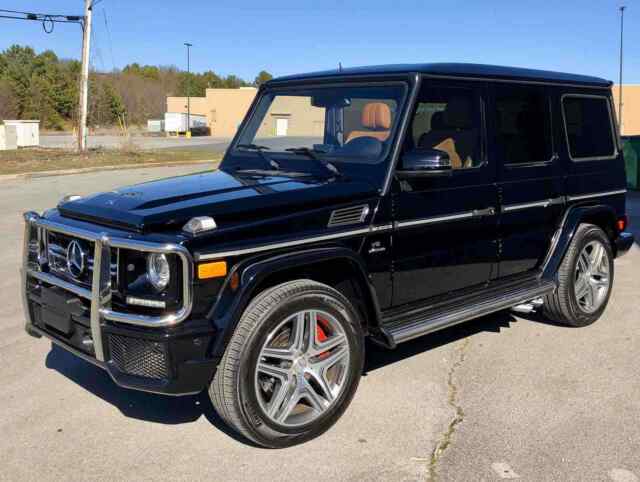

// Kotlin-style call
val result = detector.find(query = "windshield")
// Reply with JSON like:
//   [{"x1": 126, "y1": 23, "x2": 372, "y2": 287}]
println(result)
[{"x1": 233, "y1": 84, "x2": 407, "y2": 167}]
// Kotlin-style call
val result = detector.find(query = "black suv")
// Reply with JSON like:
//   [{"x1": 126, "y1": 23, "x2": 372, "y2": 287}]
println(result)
[{"x1": 22, "y1": 63, "x2": 634, "y2": 448}]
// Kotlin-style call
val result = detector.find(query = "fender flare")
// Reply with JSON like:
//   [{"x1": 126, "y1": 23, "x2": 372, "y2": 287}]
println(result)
[
  {"x1": 542, "y1": 203, "x2": 617, "y2": 280},
  {"x1": 208, "y1": 246, "x2": 383, "y2": 358}
]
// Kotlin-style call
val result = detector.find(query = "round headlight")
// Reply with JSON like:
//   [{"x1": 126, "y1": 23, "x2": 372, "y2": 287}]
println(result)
[{"x1": 147, "y1": 253, "x2": 170, "y2": 291}]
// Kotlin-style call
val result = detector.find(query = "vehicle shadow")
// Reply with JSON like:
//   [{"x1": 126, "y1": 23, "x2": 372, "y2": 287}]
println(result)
[
  {"x1": 44, "y1": 344, "x2": 257, "y2": 446},
  {"x1": 364, "y1": 310, "x2": 517, "y2": 373},
  {"x1": 43, "y1": 309, "x2": 522, "y2": 444}
]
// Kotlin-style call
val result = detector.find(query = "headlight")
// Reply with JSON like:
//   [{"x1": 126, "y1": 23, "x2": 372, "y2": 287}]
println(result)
[{"x1": 147, "y1": 253, "x2": 170, "y2": 291}]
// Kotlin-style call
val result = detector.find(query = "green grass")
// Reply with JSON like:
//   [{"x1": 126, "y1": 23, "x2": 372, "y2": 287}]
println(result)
[{"x1": 0, "y1": 147, "x2": 221, "y2": 175}]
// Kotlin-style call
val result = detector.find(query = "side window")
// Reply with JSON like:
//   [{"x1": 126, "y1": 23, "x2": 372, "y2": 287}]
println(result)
[
  {"x1": 408, "y1": 86, "x2": 482, "y2": 169},
  {"x1": 562, "y1": 95, "x2": 616, "y2": 160},
  {"x1": 494, "y1": 85, "x2": 552, "y2": 165}
]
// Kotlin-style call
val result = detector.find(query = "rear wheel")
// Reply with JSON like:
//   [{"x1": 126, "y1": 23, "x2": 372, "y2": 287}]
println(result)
[
  {"x1": 543, "y1": 224, "x2": 614, "y2": 327},
  {"x1": 209, "y1": 280, "x2": 364, "y2": 448}
]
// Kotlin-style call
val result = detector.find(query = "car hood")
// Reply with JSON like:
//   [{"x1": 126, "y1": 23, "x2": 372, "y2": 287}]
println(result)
[{"x1": 58, "y1": 168, "x2": 377, "y2": 232}]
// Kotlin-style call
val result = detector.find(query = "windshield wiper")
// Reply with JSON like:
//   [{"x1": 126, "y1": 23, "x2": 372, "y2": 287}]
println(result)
[
  {"x1": 285, "y1": 147, "x2": 341, "y2": 177},
  {"x1": 236, "y1": 143, "x2": 281, "y2": 170}
]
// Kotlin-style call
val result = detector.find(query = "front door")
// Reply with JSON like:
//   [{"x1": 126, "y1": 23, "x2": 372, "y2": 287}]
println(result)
[
  {"x1": 489, "y1": 84, "x2": 565, "y2": 278},
  {"x1": 391, "y1": 80, "x2": 498, "y2": 307}
]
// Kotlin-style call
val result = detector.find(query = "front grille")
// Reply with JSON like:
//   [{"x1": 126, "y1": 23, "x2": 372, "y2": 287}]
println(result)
[
  {"x1": 108, "y1": 334, "x2": 169, "y2": 379},
  {"x1": 46, "y1": 231, "x2": 118, "y2": 288}
]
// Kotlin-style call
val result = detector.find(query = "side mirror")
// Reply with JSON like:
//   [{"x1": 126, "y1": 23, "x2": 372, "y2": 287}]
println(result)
[{"x1": 396, "y1": 149, "x2": 452, "y2": 178}]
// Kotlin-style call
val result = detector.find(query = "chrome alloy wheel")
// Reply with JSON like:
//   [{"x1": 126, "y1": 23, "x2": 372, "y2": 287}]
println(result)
[
  {"x1": 574, "y1": 240, "x2": 610, "y2": 313},
  {"x1": 254, "y1": 309, "x2": 351, "y2": 427}
]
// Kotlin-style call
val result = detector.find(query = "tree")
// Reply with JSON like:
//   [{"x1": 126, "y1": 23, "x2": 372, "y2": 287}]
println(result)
[
  {"x1": 254, "y1": 70, "x2": 273, "y2": 86},
  {"x1": 0, "y1": 44, "x2": 268, "y2": 128}
]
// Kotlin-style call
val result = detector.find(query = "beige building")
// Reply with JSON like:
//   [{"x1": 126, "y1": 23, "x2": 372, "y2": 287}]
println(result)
[
  {"x1": 612, "y1": 85, "x2": 640, "y2": 136},
  {"x1": 167, "y1": 87, "x2": 258, "y2": 137},
  {"x1": 168, "y1": 84, "x2": 640, "y2": 138},
  {"x1": 166, "y1": 87, "x2": 325, "y2": 139}
]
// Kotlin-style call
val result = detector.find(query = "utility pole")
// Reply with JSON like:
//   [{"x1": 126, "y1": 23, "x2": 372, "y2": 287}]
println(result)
[
  {"x1": 184, "y1": 42, "x2": 192, "y2": 138},
  {"x1": 618, "y1": 5, "x2": 626, "y2": 135},
  {"x1": 77, "y1": 0, "x2": 93, "y2": 152}
]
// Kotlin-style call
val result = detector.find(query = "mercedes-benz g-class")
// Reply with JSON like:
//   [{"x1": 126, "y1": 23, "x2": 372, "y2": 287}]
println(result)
[{"x1": 22, "y1": 63, "x2": 634, "y2": 447}]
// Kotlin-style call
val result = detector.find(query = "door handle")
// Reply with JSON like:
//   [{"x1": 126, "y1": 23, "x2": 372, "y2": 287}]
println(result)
[{"x1": 472, "y1": 207, "x2": 496, "y2": 217}]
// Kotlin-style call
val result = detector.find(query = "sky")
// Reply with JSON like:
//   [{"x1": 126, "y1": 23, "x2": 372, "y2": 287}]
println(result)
[{"x1": 0, "y1": 0, "x2": 638, "y2": 84}]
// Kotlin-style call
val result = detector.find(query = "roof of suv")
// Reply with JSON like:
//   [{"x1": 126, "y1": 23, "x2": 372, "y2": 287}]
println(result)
[{"x1": 271, "y1": 63, "x2": 611, "y2": 87}]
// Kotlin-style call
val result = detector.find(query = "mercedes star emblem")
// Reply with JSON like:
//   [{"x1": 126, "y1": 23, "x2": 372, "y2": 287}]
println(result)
[{"x1": 66, "y1": 240, "x2": 86, "y2": 279}]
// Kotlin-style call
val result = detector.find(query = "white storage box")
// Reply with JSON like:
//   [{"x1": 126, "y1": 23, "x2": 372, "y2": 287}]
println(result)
[
  {"x1": 0, "y1": 124, "x2": 18, "y2": 150},
  {"x1": 3, "y1": 120, "x2": 40, "y2": 147}
]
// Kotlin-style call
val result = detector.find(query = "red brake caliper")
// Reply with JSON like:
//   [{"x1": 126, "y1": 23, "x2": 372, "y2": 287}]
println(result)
[{"x1": 316, "y1": 316, "x2": 330, "y2": 359}]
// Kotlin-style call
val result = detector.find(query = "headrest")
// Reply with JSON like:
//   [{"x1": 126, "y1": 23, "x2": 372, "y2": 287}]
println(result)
[
  {"x1": 443, "y1": 97, "x2": 473, "y2": 129},
  {"x1": 431, "y1": 111, "x2": 445, "y2": 130},
  {"x1": 361, "y1": 102, "x2": 391, "y2": 130}
]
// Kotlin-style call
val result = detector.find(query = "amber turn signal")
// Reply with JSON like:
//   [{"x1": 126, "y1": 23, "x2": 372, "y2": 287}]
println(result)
[
  {"x1": 198, "y1": 261, "x2": 228, "y2": 279},
  {"x1": 617, "y1": 215, "x2": 628, "y2": 232}
]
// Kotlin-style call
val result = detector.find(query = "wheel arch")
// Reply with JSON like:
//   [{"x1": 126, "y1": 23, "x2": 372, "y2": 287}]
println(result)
[
  {"x1": 543, "y1": 203, "x2": 617, "y2": 279},
  {"x1": 209, "y1": 247, "x2": 383, "y2": 359}
]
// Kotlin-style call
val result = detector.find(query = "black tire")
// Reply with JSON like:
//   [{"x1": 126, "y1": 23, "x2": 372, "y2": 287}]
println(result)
[
  {"x1": 543, "y1": 223, "x2": 614, "y2": 327},
  {"x1": 209, "y1": 279, "x2": 365, "y2": 448}
]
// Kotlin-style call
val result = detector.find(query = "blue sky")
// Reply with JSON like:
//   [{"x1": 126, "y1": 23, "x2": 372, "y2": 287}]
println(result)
[{"x1": 1, "y1": 0, "x2": 638, "y2": 83}]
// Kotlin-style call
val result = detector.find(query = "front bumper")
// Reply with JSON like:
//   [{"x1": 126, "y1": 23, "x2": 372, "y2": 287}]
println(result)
[
  {"x1": 22, "y1": 212, "x2": 218, "y2": 396},
  {"x1": 615, "y1": 232, "x2": 635, "y2": 258}
]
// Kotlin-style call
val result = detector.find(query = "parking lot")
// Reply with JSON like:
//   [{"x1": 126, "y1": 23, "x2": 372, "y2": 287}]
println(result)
[{"x1": 1, "y1": 165, "x2": 638, "y2": 481}]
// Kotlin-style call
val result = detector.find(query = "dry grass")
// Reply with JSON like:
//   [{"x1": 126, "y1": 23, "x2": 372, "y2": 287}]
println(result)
[{"x1": 0, "y1": 147, "x2": 221, "y2": 175}]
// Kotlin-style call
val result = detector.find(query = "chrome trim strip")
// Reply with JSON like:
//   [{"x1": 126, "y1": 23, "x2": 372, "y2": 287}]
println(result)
[
  {"x1": 21, "y1": 212, "x2": 39, "y2": 334},
  {"x1": 23, "y1": 214, "x2": 194, "y2": 334},
  {"x1": 89, "y1": 236, "x2": 108, "y2": 361},
  {"x1": 370, "y1": 223, "x2": 394, "y2": 232},
  {"x1": 395, "y1": 211, "x2": 474, "y2": 228},
  {"x1": 197, "y1": 227, "x2": 373, "y2": 261},
  {"x1": 28, "y1": 269, "x2": 92, "y2": 299},
  {"x1": 560, "y1": 94, "x2": 619, "y2": 162},
  {"x1": 567, "y1": 189, "x2": 627, "y2": 201},
  {"x1": 502, "y1": 197, "x2": 565, "y2": 213},
  {"x1": 197, "y1": 209, "x2": 498, "y2": 262}
]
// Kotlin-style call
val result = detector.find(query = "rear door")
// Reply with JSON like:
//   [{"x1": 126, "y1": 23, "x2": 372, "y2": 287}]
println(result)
[
  {"x1": 490, "y1": 84, "x2": 565, "y2": 278},
  {"x1": 391, "y1": 80, "x2": 498, "y2": 306}
]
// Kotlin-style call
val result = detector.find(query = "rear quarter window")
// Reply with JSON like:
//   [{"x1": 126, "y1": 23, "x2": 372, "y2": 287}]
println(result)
[{"x1": 562, "y1": 95, "x2": 616, "y2": 160}]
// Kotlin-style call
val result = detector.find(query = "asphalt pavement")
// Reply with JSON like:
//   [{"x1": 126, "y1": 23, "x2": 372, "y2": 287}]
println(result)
[{"x1": 1, "y1": 167, "x2": 638, "y2": 481}]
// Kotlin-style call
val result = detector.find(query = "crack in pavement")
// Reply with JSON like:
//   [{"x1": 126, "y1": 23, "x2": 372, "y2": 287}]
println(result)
[{"x1": 428, "y1": 337, "x2": 470, "y2": 481}]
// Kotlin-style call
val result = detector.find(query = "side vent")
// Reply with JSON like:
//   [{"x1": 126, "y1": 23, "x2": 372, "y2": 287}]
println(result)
[{"x1": 328, "y1": 204, "x2": 370, "y2": 227}]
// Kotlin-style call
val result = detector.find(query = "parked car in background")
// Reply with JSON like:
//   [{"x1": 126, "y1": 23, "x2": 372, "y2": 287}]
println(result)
[{"x1": 22, "y1": 63, "x2": 633, "y2": 448}]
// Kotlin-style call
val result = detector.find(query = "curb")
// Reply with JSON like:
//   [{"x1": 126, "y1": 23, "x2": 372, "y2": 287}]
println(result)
[{"x1": 0, "y1": 160, "x2": 217, "y2": 182}]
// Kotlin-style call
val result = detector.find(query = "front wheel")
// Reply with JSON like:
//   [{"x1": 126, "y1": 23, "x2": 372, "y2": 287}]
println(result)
[
  {"x1": 543, "y1": 223, "x2": 614, "y2": 327},
  {"x1": 209, "y1": 280, "x2": 364, "y2": 448}
]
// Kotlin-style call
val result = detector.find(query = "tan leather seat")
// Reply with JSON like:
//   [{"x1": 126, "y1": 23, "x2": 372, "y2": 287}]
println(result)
[
  {"x1": 346, "y1": 102, "x2": 391, "y2": 143},
  {"x1": 418, "y1": 97, "x2": 477, "y2": 169}
]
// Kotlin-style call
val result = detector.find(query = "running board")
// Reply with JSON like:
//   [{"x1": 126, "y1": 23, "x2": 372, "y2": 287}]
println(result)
[{"x1": 384, "y1": 280, "x2": 556, "y2": 345}]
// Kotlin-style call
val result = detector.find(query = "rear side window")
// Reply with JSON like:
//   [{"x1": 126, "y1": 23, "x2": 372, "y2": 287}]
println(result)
[
  {"x1": 562, "y1": 95, "x2": 616, "y2": 160},
  {"x1": 494, "y1": 85, "x2": 552, "y2": 165}
]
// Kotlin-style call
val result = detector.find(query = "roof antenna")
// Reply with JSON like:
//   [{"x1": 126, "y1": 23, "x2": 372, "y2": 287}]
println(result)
[{"x1": 338, "y1": 62, "x2": 343, "y2": 72}]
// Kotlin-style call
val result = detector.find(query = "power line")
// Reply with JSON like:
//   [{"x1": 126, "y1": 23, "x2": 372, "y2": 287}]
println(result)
[
  {"x1": 102, "y1": 8, "x2": 117, "y2": 71},
  {"x1": 0, "y1": 8, "x2": 84, "y2": 33}
]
